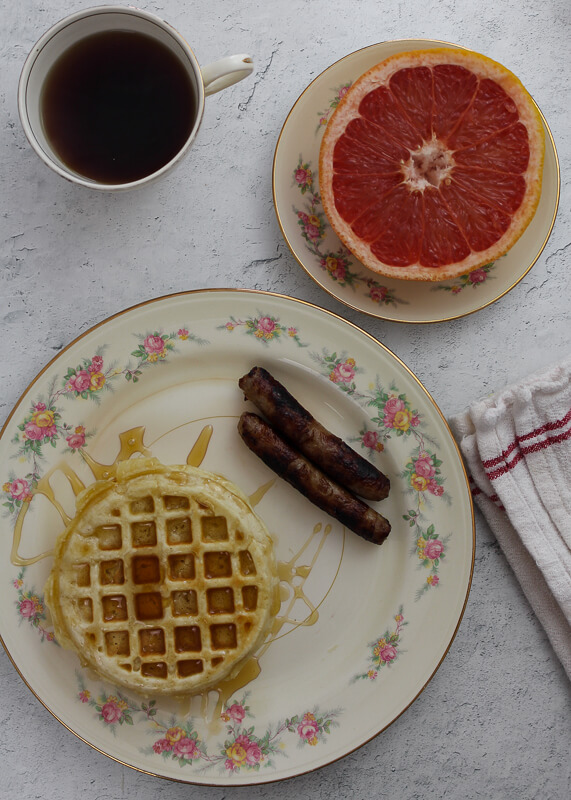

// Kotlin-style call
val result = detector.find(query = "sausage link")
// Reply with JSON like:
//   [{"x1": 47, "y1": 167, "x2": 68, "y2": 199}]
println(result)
[
  {"x1": 238, "y1": 412, "x2": 390, "y2": 545},
  {"x1": 238, "y1": 366, "x2": 389, "y2": 501}
]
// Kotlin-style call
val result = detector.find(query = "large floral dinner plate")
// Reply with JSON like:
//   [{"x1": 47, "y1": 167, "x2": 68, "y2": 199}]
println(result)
[
  {"x1": 0, "y1": 289, "x2": 474, "y2": 785},
  {"x1": 273, "y1": 39, "x2": 560, "y2": 324}
]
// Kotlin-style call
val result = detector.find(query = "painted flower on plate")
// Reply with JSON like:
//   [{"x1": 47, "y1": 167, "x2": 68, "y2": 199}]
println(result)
[
  {"x1": 225, "y1": 734, "x2": 264, "y2": 770},
  {"x1": 297, "y1": 712, "x2": 320, "y2": 746},
  {"x1": 383, "y1": 396, "x2": 419, "y2": 433},
  {"x1": 23, "y1": 403, "x2": 57, "y2": 441},
  {"x1": 62, "y1": 354, "x2": 109, "y2": 398},
  {"x1": 369, "y1": 284, "x2": 388, "y2": 303},
  {"x1": 256, "y1": 317, "x2": 276, "y2": 337},
  {"x1": 165, "y1": 726, "x2": 185, "y2": 744},
  {"x1": 295, "y1": 166, "x2": 313, "y2": 191},
  {"x1": 173, "y1": 737, "x2": 200, "y2": 760},
  {"x1": 89, "y1": 355, "x2": 103, "y2": 372},
  {"x1": 19, "y1": 596, "x2": 42, "y2": 619},
  {"x1": 321, "y1": 254, "x2": 349, "y2": 282},
  {"x1": 12, "y1": 569, "x2": 54, "y2": 641},
  {"x1": 144, "y1": 334, "x2": 168, "y2": 358},
  {"x1": 3, "y1": 478, "x2": 32, "y2": 502},
  {"x1": 355, "y1": 609, "x2": 407, "y2": 681},
  {"x1": 89, "y1": 371, "x2": 106, "y2": 390},
  {"x1": 361, "y1": 430, "x2": 384, "y2": 453},
  {"x1": 66, "y1": 425, "x2": 86, "y2": 450},
  {"x1": 222, "y1": 703, "x2": 246, "y2": 724},
  {"x1": 100, "y1": 698, "x2": 124, "y2": 724},
  {"x1": 469, "y1": 268, "x2": 487, "y2": 284},
  {"x1": 405, "y1": 448, "x2": 444, "y2": 497},
  {"x1": 424, "y1": 539, "x2": 445, "y2": 560},
  {"x1": 67, "y1": 370, "x2": 92, "y2": 394},
  {"x1": 329, "y1": 358, "x2": 356, "y2": 384}
]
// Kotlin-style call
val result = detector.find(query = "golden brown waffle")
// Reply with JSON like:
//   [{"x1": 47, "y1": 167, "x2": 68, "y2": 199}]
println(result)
[{"x1": 45, "y1": 459, "x2": 278, "y2": 695}]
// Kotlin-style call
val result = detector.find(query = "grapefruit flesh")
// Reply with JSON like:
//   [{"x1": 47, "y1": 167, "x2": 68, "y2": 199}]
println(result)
[{"x1": 319, "y1": 49, "x2": 545, "y2": 281}]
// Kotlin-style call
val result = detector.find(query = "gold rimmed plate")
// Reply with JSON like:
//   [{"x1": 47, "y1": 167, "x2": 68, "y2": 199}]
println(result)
[
  {"x1": 273, "y1": 40, "x2": 560, "y2": 323},
  {"x1": 0, "y1": 289, "x2": 474, "y2": 784}
]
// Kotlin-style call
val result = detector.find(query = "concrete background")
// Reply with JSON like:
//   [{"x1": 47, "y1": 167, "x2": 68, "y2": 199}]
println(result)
[{"x1": 1, "y1": 1, "x2": 569, "y2": 798}]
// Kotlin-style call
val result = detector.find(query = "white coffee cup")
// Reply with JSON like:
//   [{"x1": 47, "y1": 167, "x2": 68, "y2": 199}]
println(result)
[{"x1": 18, "y1": 5, "x2": 254, "y2": 190}]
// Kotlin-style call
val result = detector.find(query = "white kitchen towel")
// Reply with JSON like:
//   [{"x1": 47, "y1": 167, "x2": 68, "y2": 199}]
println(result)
[{"x1": 450, "y1": 357, "x2": 571, "y2": 680}]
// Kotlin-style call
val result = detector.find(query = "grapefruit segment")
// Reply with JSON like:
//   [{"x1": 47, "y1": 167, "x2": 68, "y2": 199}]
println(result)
[
  {"x1": 420, "y1": 190, "x2": 470, "y2": 268},
  {"x1": 333, "y1": 118, "x2": 409, "y2": 173},
  {"x1": 432, "y1": 65, "x2": 478, "y2": 138},
  {"x1": 439, "y1": 182, "x2": 512, "y2": 251},
  {"x1": 355, "y1": 185, "x2": 423, "y2": 266},
  {"x1": 454, "y1": 124, "x2": 531, "y2": 173},
  {"x1": 359, "y1": 87, "x2": 423, "y2": 150},
  {"x1": 451, "y1": 168, "x2": 526, "y2": 214},
  {"x1": 447, "y1": 79, "x2": 520, "y2": 148},
  {"x1": 319, "y1": 48, "x2": 545, "y2": 281},
  {"x1": 388, "y1": 66, "x2": 434, "y2": 140},
  {"x1": 332, "y1": 172, "x2": 403, "y2": 224}
]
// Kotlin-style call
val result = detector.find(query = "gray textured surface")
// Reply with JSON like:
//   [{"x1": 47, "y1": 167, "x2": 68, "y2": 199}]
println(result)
[{"x1": 1, "y1": 1, "x2": 570, "y2": 798}]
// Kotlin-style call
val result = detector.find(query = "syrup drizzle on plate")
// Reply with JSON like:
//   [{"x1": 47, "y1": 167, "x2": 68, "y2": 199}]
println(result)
[{"x1": 10, "y1": 425, "x2": 342, "y2": 725}]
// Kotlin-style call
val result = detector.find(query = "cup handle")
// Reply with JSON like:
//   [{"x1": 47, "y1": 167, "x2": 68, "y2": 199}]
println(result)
[{"x1": 201, "y1": 54, "x2": 254, "y2": 96}]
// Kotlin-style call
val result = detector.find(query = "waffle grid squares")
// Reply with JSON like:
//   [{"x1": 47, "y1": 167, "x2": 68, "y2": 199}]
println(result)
[{"x1": 62, "y1": 480, "x2": 270, "y2": 690}]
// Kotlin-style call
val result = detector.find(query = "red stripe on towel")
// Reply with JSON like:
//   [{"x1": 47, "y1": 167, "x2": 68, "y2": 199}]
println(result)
[
  {"x1": 482, "y1": 406, "x2": 571, "y2": 469},
  {"x1": 469, "y1": 482, "x2": 505, "y2": 511},
  {"x1": 518, "y1": 406, "x2": 571, "y2": 441},
  {"x1": 486, "y1": 425, "x2": 571, "y2": 481}
]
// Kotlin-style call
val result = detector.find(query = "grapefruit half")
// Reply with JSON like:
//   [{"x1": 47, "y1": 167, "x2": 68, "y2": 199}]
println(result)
[{"x1": 319, "y1": 48, "x2": 545, "y2": 281}]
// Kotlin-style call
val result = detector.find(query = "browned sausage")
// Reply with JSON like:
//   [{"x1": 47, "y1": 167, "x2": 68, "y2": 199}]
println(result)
[
  {"x1": 238, "y1": 412, "x2": 390, "y2": 545},
  {"x1": 238, "y1": 366, "x2": 389, "y2": 501}
]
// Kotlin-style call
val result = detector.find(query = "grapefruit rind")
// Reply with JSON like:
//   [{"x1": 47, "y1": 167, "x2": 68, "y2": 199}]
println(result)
[{"x1": 319, "y1": 48, "x2": 545, "y2": 282}]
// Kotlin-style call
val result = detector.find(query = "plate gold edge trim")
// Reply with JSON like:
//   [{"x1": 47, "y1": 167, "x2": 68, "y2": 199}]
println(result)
[
  {"x1": 272, "y1": 38, "x2": 561, "y2": 324},
  {"x1": 0, "y1": 286, "x2": 476, "y2": 785}
]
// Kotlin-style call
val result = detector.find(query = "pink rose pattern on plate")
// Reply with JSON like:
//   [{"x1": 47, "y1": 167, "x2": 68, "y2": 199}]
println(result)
[
  {"x1": 402, "y1": 445, "x2": 444, "y2": 497},
  {"x1": 63, "y1": 354, "x2": 108, "y2": 399},
  {"x1": 315, "y1": 81, "x2": 352, "y2": 132},
  {"x1": 165, "y1": 694, "x2": 337, "y2": 773},
  {"x1": 6, "y1": 310, "x2": 455, "y2": 773},
  {"x1": 138, "y1": 700, "x2": 206, "y2": 765},
  {"x1": 76, "y1": 691, "x2": 339, "y2": 774},
  {"x1": 408, "y1": 522, "x2": 451, "y2": 599},
  {"x1": 2, "y1": 475, "x2": 37, "y2": 522},
  {"x1": 13, "y1": 568, "x2": 54, "y2": 643},
  {"x1": 77, "y1": 673, "x2": 138, "y2": 732},
  {"x1": 431, "y1": 261, "x2": 497, "y2": 294},
  {"x1": 219, "y1": 314, "x2": 307, "y2": 347},
  {"x1": 355, "y1": 610, "x2": 407, "y2": 681},
  {"x1": 219, "y1": 695, "x2": 284, "y2": 773},
  {"x1": 3, "y1": 330, "x2": 207, "y2": 506},
  {"x1": 127, "y1": 328, "x2": 207, "y2": 382},
  {"x1": 311, "y1": 349, "x2": 363, "y2": 394},
  {"x1": 292, "y1": 155, "x2": 405, "y2": 308},
  {"x1": 311, "y1": 350, "x2": 450, "y2": 598}
]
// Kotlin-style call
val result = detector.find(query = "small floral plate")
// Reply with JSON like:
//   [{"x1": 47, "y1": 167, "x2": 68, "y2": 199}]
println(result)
[
  {"x1": 273, "y1": 39, "x2": 560, "y2": 323},
  {"x1": 0, "y1": 290, "x2": 474, "y2": 785}
]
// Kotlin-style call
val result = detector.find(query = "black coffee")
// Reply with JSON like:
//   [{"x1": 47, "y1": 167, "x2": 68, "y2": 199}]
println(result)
[{"x1": 41, "y1": 30, "x2": 197, "y2": 184}]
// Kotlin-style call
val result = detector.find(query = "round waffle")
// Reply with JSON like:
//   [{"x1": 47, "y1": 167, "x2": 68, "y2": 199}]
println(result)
[{"x1": 45, "y1": 458, "x2": 278, "y2": 696}]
